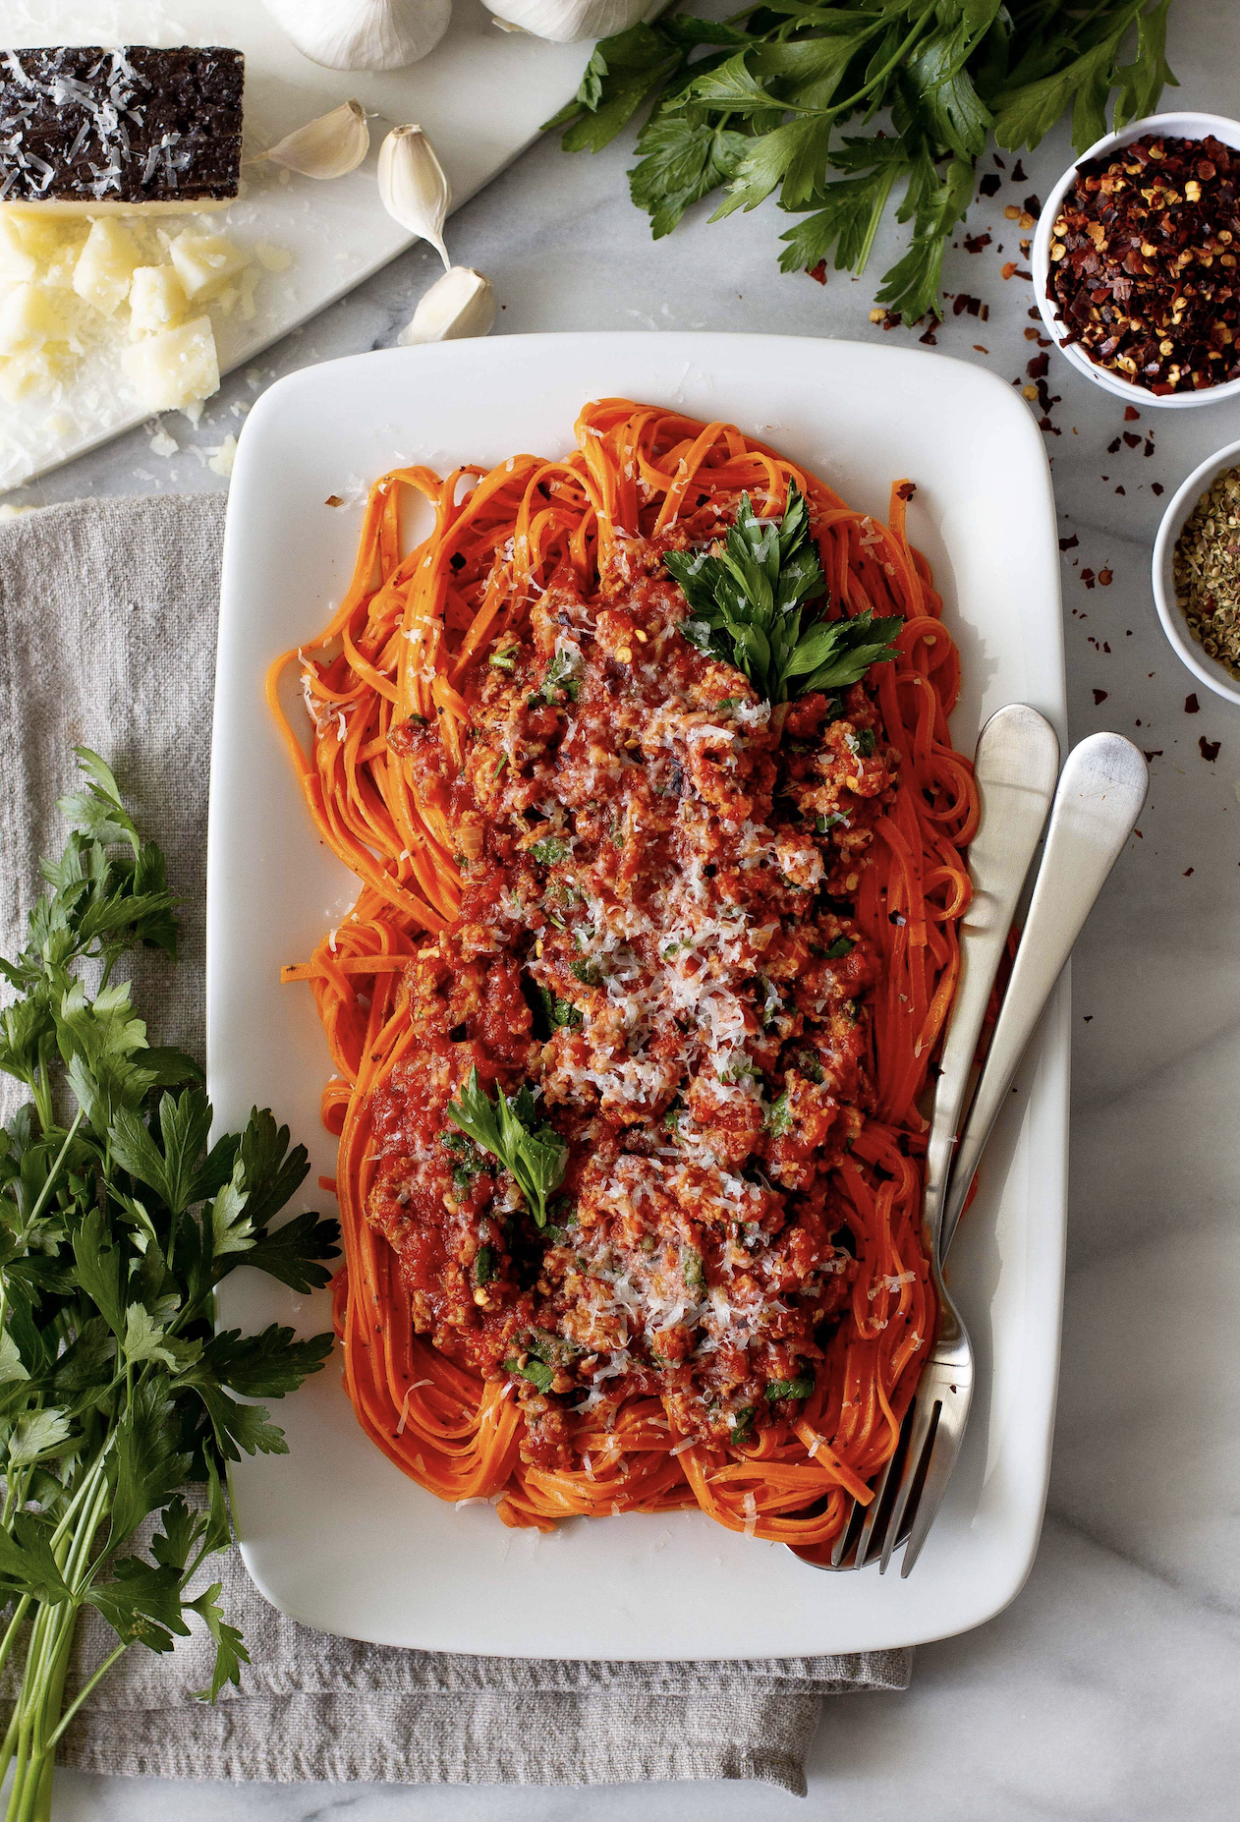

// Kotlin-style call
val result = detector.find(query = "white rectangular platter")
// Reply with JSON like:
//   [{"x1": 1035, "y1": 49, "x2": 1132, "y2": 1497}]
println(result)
[
  {"x1": 209, "y1": 331, "x2": 1069, "y2": 1659},
  {"x1": 1, "y1": 0, "x2": 592, "y2": 493}
]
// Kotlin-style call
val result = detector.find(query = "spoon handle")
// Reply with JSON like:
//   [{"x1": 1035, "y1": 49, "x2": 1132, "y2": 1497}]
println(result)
[{"x1": 941, "y1": 732, "x2": 1149, "y2": 1256}]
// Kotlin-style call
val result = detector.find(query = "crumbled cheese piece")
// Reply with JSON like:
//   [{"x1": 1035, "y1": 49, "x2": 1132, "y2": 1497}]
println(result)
[
  {"x1": 206, "y1": 433, "x2": 237, "y2": 478},
  {"x1": 128, "y1": 264, "x2": 188, "y2": 337},
  {"x1": 168, "y1": 230, "x2": 250, "y2": 302},
  {"x1": 0, "y1": 282, "x2": 67, "y2": 355},
  {"x1": 72, "y1": 218, "x2": 141, "y2": 316},
  {"x1": 255, "y1": 241, "x2": 293, "y2": 273},
  {"x1": 121, "y1": 315, "x2": 219, "y2": 413}
]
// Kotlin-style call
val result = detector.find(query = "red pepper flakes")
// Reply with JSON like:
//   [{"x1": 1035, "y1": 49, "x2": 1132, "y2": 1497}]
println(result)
[
  {"x1": 1152, "y1": 481, "x2": 1165, "y2": 494},
  {"x1": 1199, "y1": 736, "x2": 1221, "y2": 760},
  {"x1": 1185, "y1": 692, "x2": 1200, "y2": 711},
  {"x1": 1107, "y1": 436, "x2": 1122, "y2": 453},
  {"x1": 1099, "y1": 568, "x2": 1113, "y2": 585},
  {"x1": 1124, "y1": 405, "x2": 1141, "y2": 419},
  {"x1": 979, "y1": 172, "x2": 1001, "y2": 198},
  {"x1": 1059, "y1": 533, "x2": 1079, "y2": 550},
  {"x1": 1047, "y1": 133, "x2": 1240, "y2": 395},
  {"x1": 1081, "y1": 568, "x2": 1097, "y2": 587},
  {"x1": 807, "y1": 261, "x2": 828, "y2": 285},
  {"x1": 964, "y1": 232, "x2": 991, "y2": 253},
  {"x1": 1093, "y1": 689, "x2": 1109, "y2": 703}
]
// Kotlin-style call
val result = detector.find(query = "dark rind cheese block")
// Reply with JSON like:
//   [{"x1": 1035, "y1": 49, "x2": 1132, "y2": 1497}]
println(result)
[{"x1": 0, "y1": 45, "x2": 244, "y2": 211}]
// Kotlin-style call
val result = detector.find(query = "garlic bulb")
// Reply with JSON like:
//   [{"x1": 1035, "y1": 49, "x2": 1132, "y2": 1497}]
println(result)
[
  {"x1": 260, "y1": 0, "x2": 452, "y2": 71},
  {"x1": 398, "y1": 267, "x2": 496, "y2": 344},
  {"x1": 378, "y1": 126, "x2": 452, "y2": 270},
  {"x1": 256, "y1": 101, "x2": 370, "y2": 179},
  {"x1": 486, "y1": 0, "x2": 647, "y2": 44}
]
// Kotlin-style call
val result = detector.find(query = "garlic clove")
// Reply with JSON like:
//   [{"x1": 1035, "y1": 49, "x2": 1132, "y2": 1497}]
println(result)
[
  {"x1": 378, "y1": 125, "x2": 452, "y2": 270},
  {"x1": 256, "y1": 100, "x2": 370, "y2": 179},
  {"x1": 260, "y1": 0, "x2": 453, "y2": 72},
  {"x1": 397, "y1": 267, "x2": 496, "y2": 344},
  {"x1": 485, "y1": 0, "x2": 648, "y2": 45}
]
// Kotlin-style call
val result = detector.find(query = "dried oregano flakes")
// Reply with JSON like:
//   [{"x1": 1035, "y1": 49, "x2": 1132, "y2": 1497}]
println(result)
[{"x1": 1174, "y1": 464, "x2": 1240, "y2": 676}]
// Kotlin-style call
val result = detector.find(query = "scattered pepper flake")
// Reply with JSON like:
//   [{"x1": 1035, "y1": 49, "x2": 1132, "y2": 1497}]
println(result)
[
  {"x1": 1059, "y1": 533, "x2": 1079, "y2": 550},
  {"x1": 1124, "y1": 406, "x2": 1141, "y2": 421},
  {"x1": 1099, "y1": 569, "x2": 1113, "y2": 584},
  {"x1": 1185, "y1": 692, "x2": 1200, "y2": 711},
  {"x1": 979, "y1": 173, "x2": 1001, "y2": 198},
  {"x1": 1081, "y1": 568, "x2": 1096, "y2": 588},
  {"x1": 1107, "y1": 437, "x2": 1122, "y2": 453},
  {"x1": 1092, "y1": 688, "x2": 1109, "y2": 703},
  {"x1": 1183, "y1": 867, "x2": 1194, "y2": 876},
  {"x1": 1200, "y1": 736, "x2": 1222, "y2": 760},
  {"x1": 807, "y1": 260, "x2": 827, "y2": 285}
]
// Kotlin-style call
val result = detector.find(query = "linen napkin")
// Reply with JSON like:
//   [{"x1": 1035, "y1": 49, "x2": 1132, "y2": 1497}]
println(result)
[{"x1": 0, "y1": 495, "x2": 912, "y2": 1794}]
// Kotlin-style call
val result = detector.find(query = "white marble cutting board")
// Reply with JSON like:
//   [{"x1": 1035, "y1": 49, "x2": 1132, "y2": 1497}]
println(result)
[{"x1": 1, "y1": 0, "x2": 593, "y2": 491}]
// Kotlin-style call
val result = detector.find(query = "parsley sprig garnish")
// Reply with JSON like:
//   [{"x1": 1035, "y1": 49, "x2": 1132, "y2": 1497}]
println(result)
[
  {"x1": 0, "y1": 751, "x2": 338, "y2": 1821},
  {"x1": 665, "y1": 483, "x2": 901, "y2": 703},
  {"x1": 447, "y1": 1067, "x2": 568, "y2": 1230},
  {"x1": 546, "y1": 0, "x2": 1176, "y2": 320}
]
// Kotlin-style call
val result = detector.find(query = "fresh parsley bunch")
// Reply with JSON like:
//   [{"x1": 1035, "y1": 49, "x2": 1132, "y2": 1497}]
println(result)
[
  {"x1": 447, "y1": 1068, "x2": 568, "y2": 1230},
  {"x1": 666, "y1": 481, "x2": 902, "y2": 700},
  {"x1": 0, "y1": 751, "x2": 337, "y2": 1822},
  {"x1": 547, "y1": 0, "x2": 1176, "y2": 319}
]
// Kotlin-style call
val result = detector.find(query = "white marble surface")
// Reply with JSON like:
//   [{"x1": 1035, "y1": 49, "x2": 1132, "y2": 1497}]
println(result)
[{"x1": 8, "y1": 2, "x2": 1240, "y2": 1816}]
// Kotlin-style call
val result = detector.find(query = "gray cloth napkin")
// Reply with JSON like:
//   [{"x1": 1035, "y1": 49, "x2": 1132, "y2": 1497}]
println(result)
[{"x1": 0, "y1": 495, "x2": 912, "y2": 1793}]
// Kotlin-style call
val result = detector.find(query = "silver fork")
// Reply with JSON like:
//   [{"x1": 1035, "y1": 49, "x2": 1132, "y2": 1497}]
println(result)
[
  {"x1": 876, "y1": 731, "x2": 1149, "y2": 1577},
  {"x1": 812, "y1": 703, "x2": 1061, "y2": 1573}
]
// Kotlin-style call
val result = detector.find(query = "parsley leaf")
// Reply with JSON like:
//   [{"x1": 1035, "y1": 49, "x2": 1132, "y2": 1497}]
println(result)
[
  {"x1": 549, "y1": 0, "x2": 1176, "y2": 319},
  {"x1": 665, "y1": 482, "x2": 901, "y2": 703},
  {"x1": 447, "y1": 1067, "x2": 568, "y2": 1230},
  {"x1": 765, "y1": 1375, "x2": 814, "y2": 1401},
  {"x1": 503, "y1": 1354, "x2": 556, "y2": 1394},
  {"x1": 0, "y1": 748, "x2": 338, "y2": 1816}
]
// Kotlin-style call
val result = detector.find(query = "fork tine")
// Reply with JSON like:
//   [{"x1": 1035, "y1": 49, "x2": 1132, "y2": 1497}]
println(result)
[
  {"x1": 898, "y1": 1406, "x2": 965, "y2": 1577},
  {"x1": 851, "y1": 1443, "x2": 900, "y2": 1568},
  {"x1": 878, "y1": 1394, "x2": 941, "y2": 1574},
  {"x1": 830, "y1": 1497, "x2": 861, "y2": 1567}
]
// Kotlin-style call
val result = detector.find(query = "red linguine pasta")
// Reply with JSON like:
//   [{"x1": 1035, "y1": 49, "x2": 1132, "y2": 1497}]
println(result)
[{"x1": 269, "y1": 400, "x2": 977, "y2": 1561}]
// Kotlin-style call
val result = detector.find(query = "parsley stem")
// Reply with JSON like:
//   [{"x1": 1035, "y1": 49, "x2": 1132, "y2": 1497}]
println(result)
[
  {"x1": 823, "y1": 10, "x2": 937, "y2": 119},
  {"x1": 42, "y1": 1643, "x2": 127, "y2": 1754},
  {"x1": 20, "y1": 1108, "x2": 84, "y2": 1242}
]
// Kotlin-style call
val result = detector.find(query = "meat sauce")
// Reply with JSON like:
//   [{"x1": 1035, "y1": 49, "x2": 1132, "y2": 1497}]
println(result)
[{"x1": 367, "y1": 530, "x2": 898, "y2": 1468}]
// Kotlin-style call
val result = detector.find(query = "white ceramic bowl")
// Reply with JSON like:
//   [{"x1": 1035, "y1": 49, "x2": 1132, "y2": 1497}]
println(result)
[
  {"x1": 1032, "y1": 111, "x2": 1240, "y2": 410},
  {"x1": 1152, "y1": 438, "x2": 1240, "y2": 706}
]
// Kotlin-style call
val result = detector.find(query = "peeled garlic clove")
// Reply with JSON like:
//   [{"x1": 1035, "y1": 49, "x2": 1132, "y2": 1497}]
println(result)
[
  {"x1": 397, "y1": 267, "x2": 496, "y2": 344},
  {"x1": 256, "y1": 100, "x2": 370, "y2": 179},
  {"x1": 486, "y1": 0, "x2": 647, "y2": 44},
  {"x1": 378, "y1": 125, "x2": 452, "y2": 270},
  {"x1": 260, "y1": 0, "x2": 452, "y2": 71}
]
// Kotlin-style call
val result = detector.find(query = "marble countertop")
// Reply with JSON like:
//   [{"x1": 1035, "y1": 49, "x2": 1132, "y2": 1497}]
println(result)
[{"x1": 8, "y1": 3, "x2": 1240, "y2": 1817}]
